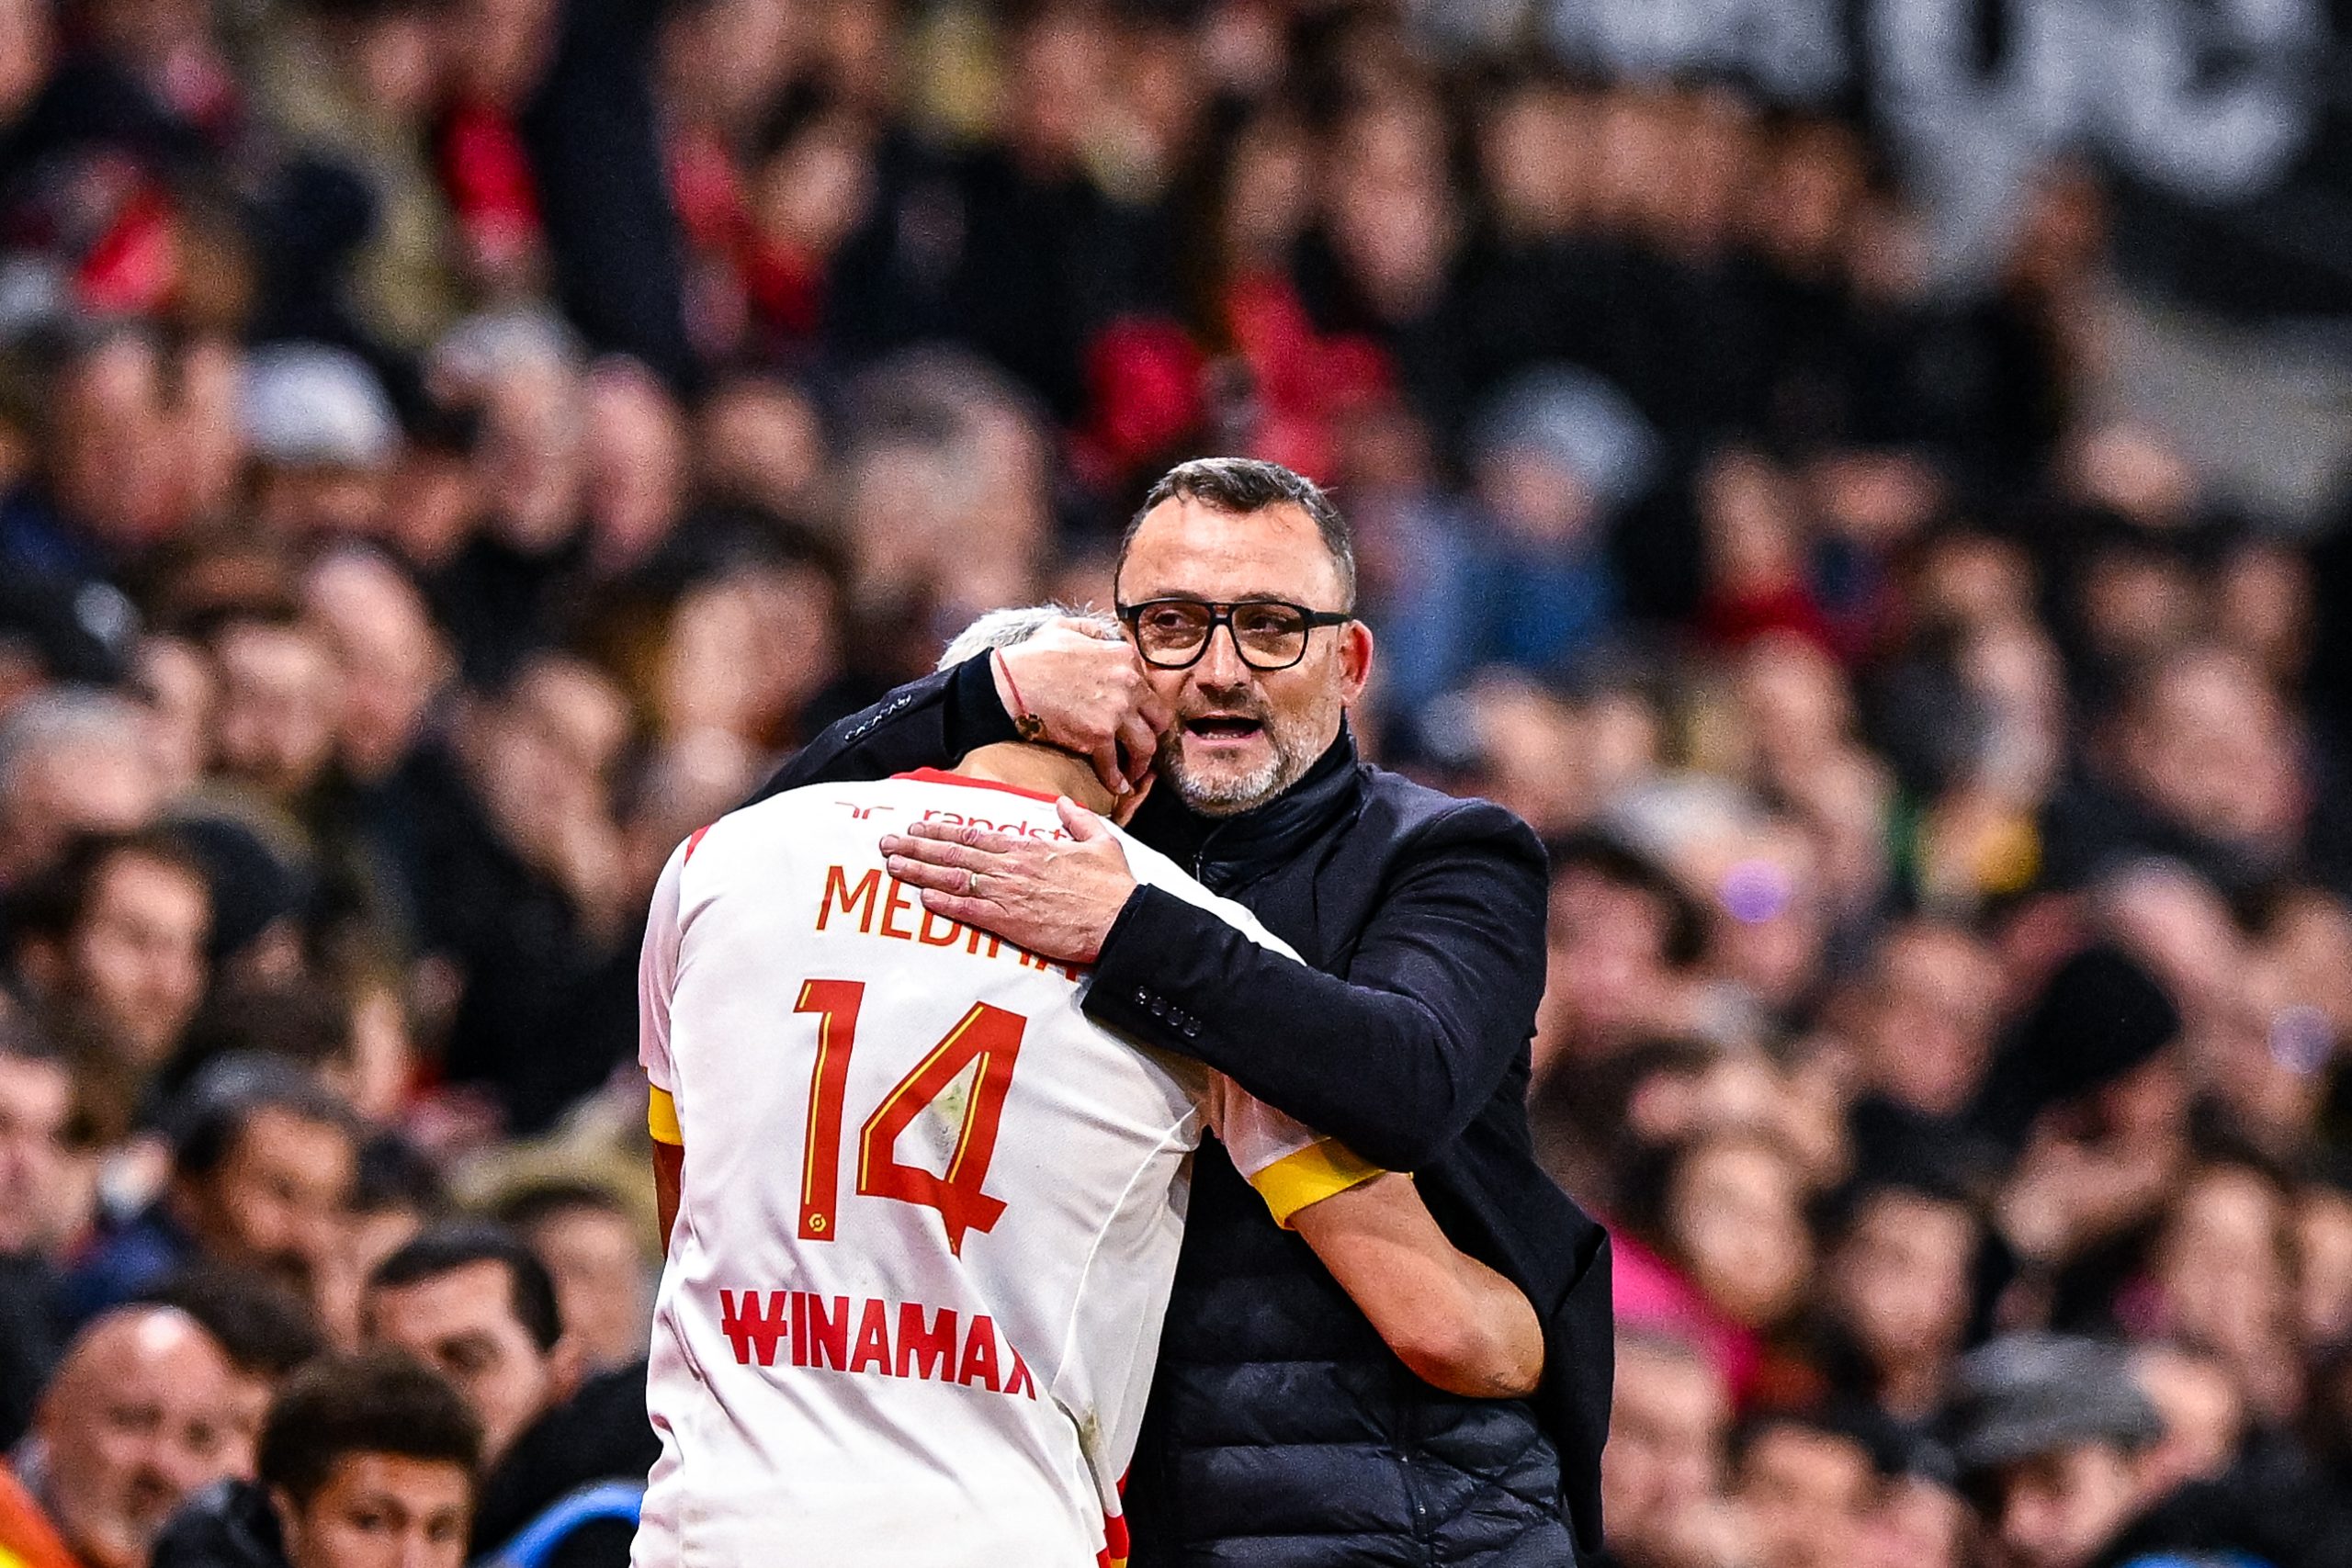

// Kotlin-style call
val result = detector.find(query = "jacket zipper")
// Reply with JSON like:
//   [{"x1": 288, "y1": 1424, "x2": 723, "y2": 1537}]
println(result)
[{"x1": 1396, "y1": 1371, "x2": 1437, "y2": 1563}]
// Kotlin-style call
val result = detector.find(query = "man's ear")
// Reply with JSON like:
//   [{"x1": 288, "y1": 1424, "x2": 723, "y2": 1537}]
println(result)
[
  {"x1": 547, "y1": 1335, "x2": 589, "y2": 1404},
  {"x1": 1338, "y1": 620, "x2": 1374, "y2": 706},
  {"x1": 267, "y1": 1486, "x2": 307, "y2": 1558}
]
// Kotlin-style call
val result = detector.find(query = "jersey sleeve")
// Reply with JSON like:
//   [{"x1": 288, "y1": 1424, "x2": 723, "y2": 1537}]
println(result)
[
  {"x1": 1206, "y1": 1073, "x2": 1383, "y2": 1227},
  {"x1": 640, "y1": 836, "x2": 689, "y2": 1144}
]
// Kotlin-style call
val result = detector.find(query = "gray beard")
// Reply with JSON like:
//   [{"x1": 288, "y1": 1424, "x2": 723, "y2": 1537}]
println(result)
[{"x1": 1158, "y1": 719, "x2": 1323, "y2": 818}]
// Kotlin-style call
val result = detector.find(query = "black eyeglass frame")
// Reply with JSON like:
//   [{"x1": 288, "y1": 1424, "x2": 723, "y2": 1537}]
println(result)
[{"x1": 1114, "y1": 597, "x2": 1357, "y2": 671}]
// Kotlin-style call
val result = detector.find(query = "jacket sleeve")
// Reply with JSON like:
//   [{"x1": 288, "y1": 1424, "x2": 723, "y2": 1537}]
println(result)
[
  {"x1": 1082, "y1": 803, "x2": 1550, "y2": 1172},
  {"x1": 751, "y1": 655, "x2": 1019, "y2": 798}
]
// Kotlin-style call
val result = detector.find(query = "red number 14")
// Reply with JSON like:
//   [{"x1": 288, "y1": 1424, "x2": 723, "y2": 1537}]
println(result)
[{"x1": 792, "y1": 979, "x2": 1024, "y2": 1256}]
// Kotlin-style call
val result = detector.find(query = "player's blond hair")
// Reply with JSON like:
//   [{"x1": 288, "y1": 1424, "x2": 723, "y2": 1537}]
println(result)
[{"x1": 936, "y1": 605, "x2": 1119, "y2": 671}]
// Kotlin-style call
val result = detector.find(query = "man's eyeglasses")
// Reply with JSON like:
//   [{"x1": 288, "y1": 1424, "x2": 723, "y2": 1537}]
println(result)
[{"x1": 1114, "y1": 598, "x2": 1354, "y2": 671}]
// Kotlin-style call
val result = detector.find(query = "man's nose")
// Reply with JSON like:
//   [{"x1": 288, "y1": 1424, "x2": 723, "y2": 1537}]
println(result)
[
  {"x1": 1195, "y1": 621, "x2": 1250, "y2": 685},
  {"x1": 150, "y1": 1435, "x2": 216, "y2": 1495},
  {"x1": 239, "y1": 1194, "x2": 291, "y2": 1244}
]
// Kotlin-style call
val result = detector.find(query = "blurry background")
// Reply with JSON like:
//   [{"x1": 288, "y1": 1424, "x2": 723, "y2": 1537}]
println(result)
[{"x1": 3, "y1": 0, "x2": 2352, "y2": 1564}]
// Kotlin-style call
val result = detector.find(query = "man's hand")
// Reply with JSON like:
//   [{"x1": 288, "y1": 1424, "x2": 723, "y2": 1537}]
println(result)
[
  {"x1": 882, "y1": 797, "x2": 1137, "y2": 963},
  {"x1": 992, "y1": 619, "x2": 1170, "y2": 795}
]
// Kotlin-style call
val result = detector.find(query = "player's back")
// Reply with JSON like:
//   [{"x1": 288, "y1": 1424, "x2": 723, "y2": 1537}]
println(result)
[{"x1": 637, "y1": 771, "x2": 1224, "y2": 1565}]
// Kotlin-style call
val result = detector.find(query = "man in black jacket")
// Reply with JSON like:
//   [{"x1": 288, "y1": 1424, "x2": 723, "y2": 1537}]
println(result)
[{"x1": 763, "y1": 457, "x2": 1611, "y2": 1562}]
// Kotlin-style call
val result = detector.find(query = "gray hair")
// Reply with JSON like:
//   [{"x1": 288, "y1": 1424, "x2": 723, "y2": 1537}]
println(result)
[
  {"x1": 0, "y1": 685, "x2": 146, "y2": 798},
  {"x1": 429, "y1": 307, "x2": 584, "y2": 389},
  {"x1": 937, "y1": 605, "x2": 1119, "y2": 671}
]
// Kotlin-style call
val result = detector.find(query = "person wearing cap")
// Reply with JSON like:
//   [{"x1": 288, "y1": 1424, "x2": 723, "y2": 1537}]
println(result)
[
  {"x1": 1950, "y1": 1335, "x2": 2165, "y2": 1568},
  {"x1": 1954, "y1": 1335, "x2": 2352, "y2": 1568},
  {"x1": 241, "y1": 343, "x2": 400, "y2": 540},
  {"x1": 1379, "y1": 365, "x2": 1658, "y2": 716},
  {"x1": 1973, "y1": 948, "x2": 2196, "y2": 1330}
]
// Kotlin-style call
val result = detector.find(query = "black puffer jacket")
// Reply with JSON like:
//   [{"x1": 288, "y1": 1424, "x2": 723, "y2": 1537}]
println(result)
[{"x1": 1129, "y1": 1144, "x2": 1576, "y2": 1564}]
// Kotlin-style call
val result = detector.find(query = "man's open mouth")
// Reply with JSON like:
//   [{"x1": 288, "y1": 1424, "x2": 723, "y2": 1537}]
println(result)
[{"x1": 1185, "y1": 716, "x2": 1265, "y2": 740}]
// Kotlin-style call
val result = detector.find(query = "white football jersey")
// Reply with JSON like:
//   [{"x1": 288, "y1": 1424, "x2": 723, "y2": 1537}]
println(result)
[{"x1": 632, "y1": 769, "x2": 1374, "y2": 1567}]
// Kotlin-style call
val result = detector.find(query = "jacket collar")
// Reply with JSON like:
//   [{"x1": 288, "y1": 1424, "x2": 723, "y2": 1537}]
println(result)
[{"x1": 1136, "y1": 723, "x2": 1363, "y2": 893}]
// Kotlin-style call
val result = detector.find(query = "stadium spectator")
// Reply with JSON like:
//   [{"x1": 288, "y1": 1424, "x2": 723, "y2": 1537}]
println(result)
[
  {"x1": 151, "y1": 1349, "x2": 482, "y2": 1568},
  {"x1": 1948, "y1": 1336, "x2": 2172, "y2": 1568},
  {"x1": 7, "y1": 1306, "x2": 252, "y2": 1568},
  {"x1": 206, "y1": 615, "x2": 344, "y2": 813},
  {"x1": 0, "y1": 692, "x2": 162, "y2": 889},
  {"x1": 1951, "y1": 1332, "x2": 2352, "y2": 1568},
  {"x1": 7, "y1": 827, "x2": 212, "y2": 1087},
  {"x1": 491, "y1": 1183, "x2": 650, "y2": 1380},
  {"x1": 426, "y1": 654, "x2": 637, "y2": 1133},
  {"x1": 1815, "y1": 1179, "x2": 1980, "y2": 1423},
  {"x1": 360, "y1": 1226, "x2": 576, "y2": 1470},
  {"x1": 363, "y1": 1224, "x2": 651, "y2": 1567},
  {"x1": 0, "y1": 1022, "x2": 77, "y2": 1449},
  {"x1": 64, "y1": 1056, "x2": 358, "y2": 1325},
  {"x1": 1728, "y1": 1408, "x2": 1881, "y2": 1568},
  {"x1": 1600, "y1": 1330, "x2": 1738, "y2": 1568},
  {"x1": 1532, "y1": 831, "x2": 1706, "y2": 1073},
  {"x1": 135, "y1": 1269, "x2": 326, "y2": 1472}
]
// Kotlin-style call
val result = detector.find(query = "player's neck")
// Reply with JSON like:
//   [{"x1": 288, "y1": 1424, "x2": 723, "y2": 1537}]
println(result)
[{"x1": 953, "y1": 744, "x2": 1118, "y2": 816}]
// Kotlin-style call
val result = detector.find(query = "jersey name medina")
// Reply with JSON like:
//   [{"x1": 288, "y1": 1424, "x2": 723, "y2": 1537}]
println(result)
[
  {"x1": 633, "y1": 769, "x2": 1375, "y2": 1568},
  {"x1": 812, "y1": 855, "x2": 1089, "y2": 983}
]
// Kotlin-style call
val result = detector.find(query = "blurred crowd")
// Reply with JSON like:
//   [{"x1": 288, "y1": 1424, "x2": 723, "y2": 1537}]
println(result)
[{"x1": 0, "y1": 0, "x2": 2346, "y2": 1566}]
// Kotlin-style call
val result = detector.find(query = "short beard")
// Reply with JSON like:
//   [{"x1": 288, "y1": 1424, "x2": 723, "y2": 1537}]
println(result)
[{"x1": 1158, "y1": 709, "x2": 1329, "y2": 818}]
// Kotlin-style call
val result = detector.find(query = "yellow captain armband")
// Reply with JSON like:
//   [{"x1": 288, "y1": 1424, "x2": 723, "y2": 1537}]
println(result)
[
  {"x1": 1249, "y1": 1139, "x2": 1385, "y2": 1228},
  {"x1": 648, "y1": 1087, "x2": 683, "y2": 1146}
]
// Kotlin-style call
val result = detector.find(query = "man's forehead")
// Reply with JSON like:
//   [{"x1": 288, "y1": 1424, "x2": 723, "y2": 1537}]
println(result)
[
  {"x1": 232, "y1": 1107, "x2": 353, "y2": 1172},
  {"x1": 1120, "y1": 498, "x2": 1345, "y2": 603},
  {"x1": 373, "y1": 1261, "x2": 515, "y2": 1327},
  {"x1": 73, "y1": 1311, "x2": 226, "y2": 1391},
  {"x1": 2003, "y1": 1445, "x2": 2107, "y2": 1485},
  {"x1": 93, "y1": 846, "x2": 205, "y2": 897},
  {"x1": 1750, "y1": 1424, "x2": 1871, "y2": 1474},
  {"x1": 331, "y1": 1450, "x2": 472, "y2": 1500}
]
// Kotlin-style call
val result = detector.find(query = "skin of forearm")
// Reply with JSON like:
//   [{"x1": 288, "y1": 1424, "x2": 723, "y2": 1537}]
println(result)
[
  {"x1": 1292, "y1": 1173, "x2": 1545, "y2": 1399},
  {"x1": 654, "y1": 1141, "x2": 683, "y2": 1251}
]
